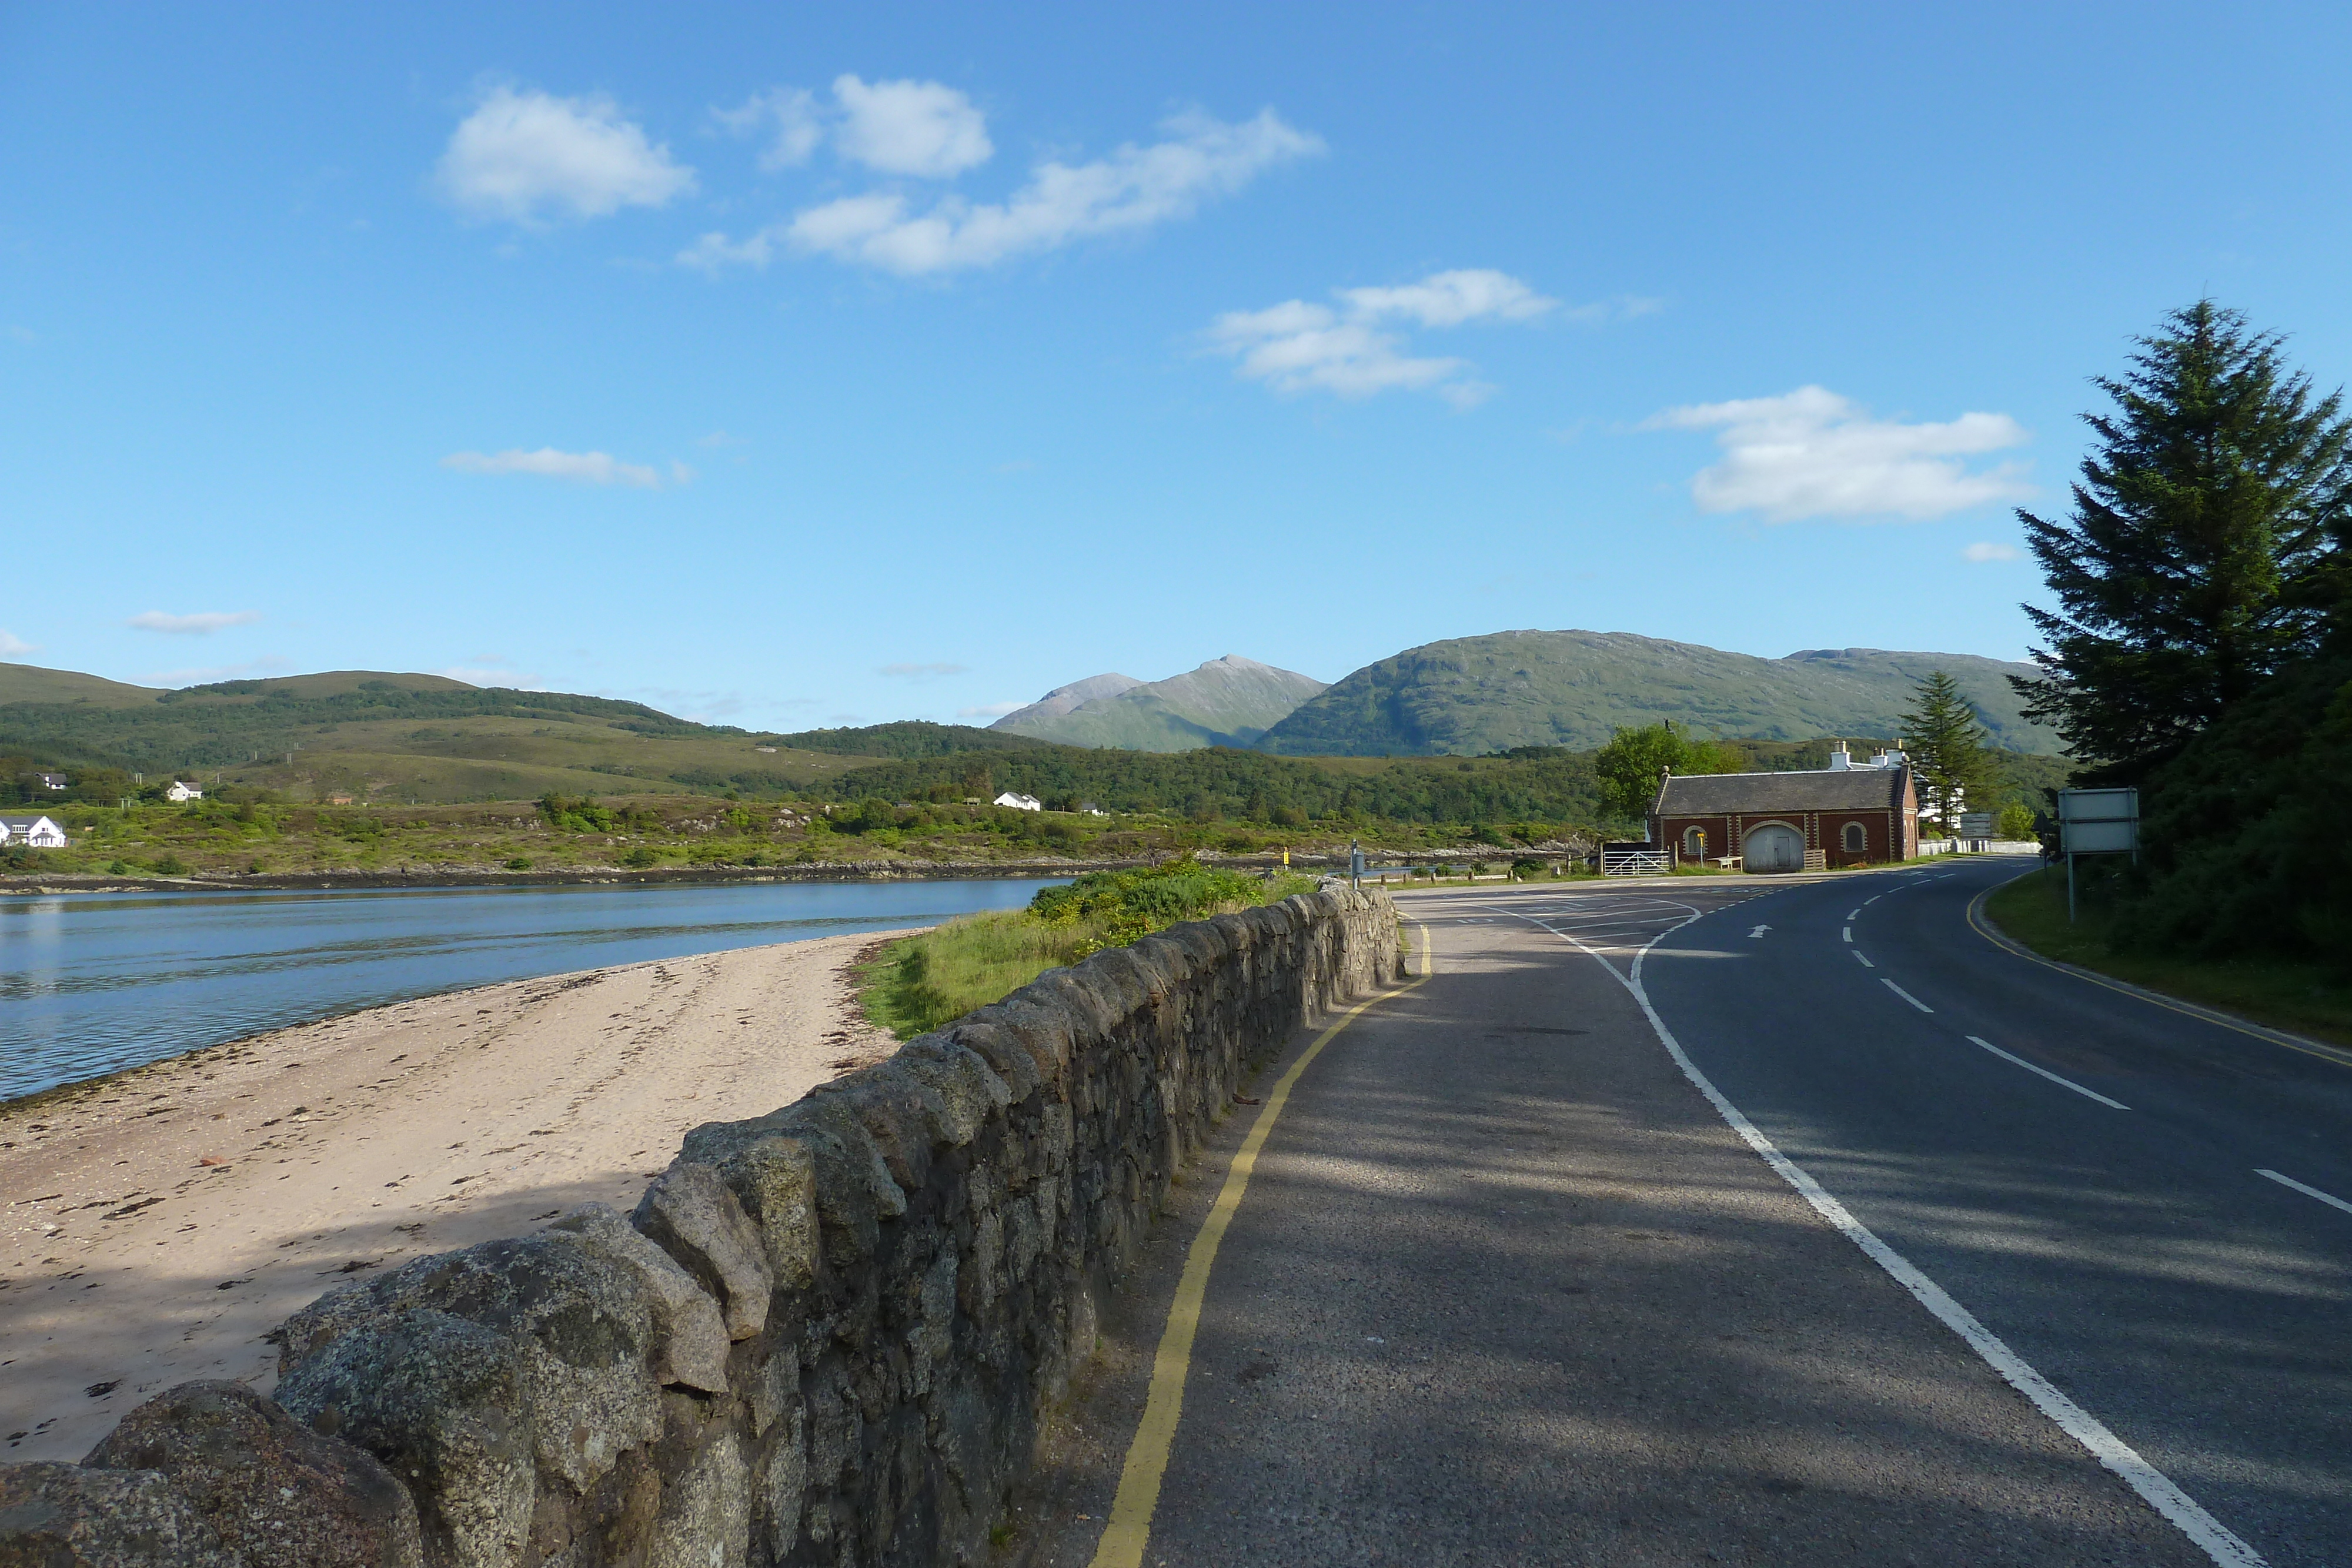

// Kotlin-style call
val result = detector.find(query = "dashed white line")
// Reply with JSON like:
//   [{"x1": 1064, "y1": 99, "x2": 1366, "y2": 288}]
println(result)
[
  {"x1": 1842, "y1": 927, "x2": 1853, "y2": 942},
  {"x1": 1965, "y1": 1036, "x2": 2129, "y2": 1110},
  {"x1": 1853, "y1": 951, "x2": 1875, "y2": 968},
  {"x1": 1865, "y1": 895, "x2": 1882, "y2": 904},
  {"x1": 1496, "y1": 902, "x2": 2267, "y2": 1568},
  {"x1": 2256, "y1": 1168, "x2": 2352, "y2": 1217},
  {"x1": 1883, "y1": 979, "x2": 1934, "y2": 1013},
  {"x1": 1846, "y1": 909, "x2": 1861, "y2": 920}
]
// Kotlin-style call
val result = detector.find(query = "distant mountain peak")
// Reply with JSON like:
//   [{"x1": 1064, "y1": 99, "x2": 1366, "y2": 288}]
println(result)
[
  {"x1": 988, "y1": 673, "x2": 1142, "y2": 731},
  {"x1": 993, "y1": 656, "x2": 1326, "y2": 751}
]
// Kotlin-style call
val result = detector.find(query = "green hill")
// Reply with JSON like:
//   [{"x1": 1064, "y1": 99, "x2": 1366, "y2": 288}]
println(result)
[
  {"x1": 0, "y1": 661, "x2": 164, "y2": 708},
  {"x1": 993, "y1": 656, "x2": 1327, "y2": 750},
  {"x1": 1258, "y1": 631, "x2": 2059, "y2": 756},
  {"x1": 0, "y1": 669, "x2": 875, "y2": 801}
]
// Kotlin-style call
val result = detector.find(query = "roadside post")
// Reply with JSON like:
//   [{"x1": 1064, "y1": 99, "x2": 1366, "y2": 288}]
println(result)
[
  {"x1": 1349, "y1": 839, "x2": 1364, "y2": 890},
  {"x1": 2056, "y1": 788, "x2": 2139, "y2": 924}
]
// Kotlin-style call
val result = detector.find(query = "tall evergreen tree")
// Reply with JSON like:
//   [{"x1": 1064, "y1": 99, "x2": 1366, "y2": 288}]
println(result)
[
  {"x1": 2011, "y1": 300, "x2": 2352, "y2": 780},
  {"x1": 1899, "y1": 671, "x2": 1990, "y2": 833}
]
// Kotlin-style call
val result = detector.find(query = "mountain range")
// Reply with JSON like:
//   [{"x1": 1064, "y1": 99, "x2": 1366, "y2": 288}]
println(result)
[
  {"x1": 1257, "y1": 631, "x2": 2055, "y2": 755},
  {"x1": 990, "y1": 656, "x2": 1328, "y2": 750},
  {"x1": 991, "y1": 633, "x2": 2056, "y2": 757}
]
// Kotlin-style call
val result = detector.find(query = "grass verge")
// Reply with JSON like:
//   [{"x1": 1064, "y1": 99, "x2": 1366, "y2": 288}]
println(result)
[
  {"x1": 1982, "y1": 864, "x2": 2352, "y2": 1048},
  {"x1": 858, "y1": 860, "x2": 1321, "y2": 1041}
]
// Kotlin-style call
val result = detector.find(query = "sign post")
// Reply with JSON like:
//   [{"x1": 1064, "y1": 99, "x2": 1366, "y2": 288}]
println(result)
[
  {"x1": 1349, "y1": 839, "x2": 1364, "y2": 889},
  {"x1": 2056, "y1": 788, "x2": 2139, "y2": 924}
]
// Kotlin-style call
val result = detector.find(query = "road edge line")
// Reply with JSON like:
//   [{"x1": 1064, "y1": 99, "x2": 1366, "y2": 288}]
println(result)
[
  {"x1": 1966, "y1": 876, "x2": 2352, "y2": 1071},
  {"x1": 1499, "y1": 895, "x2": 2266, "y2": 1568},
  {"x1": 1613, "y1": 937, "x2": 2266, "y2": 1568},
  {"x1": 1087, "y1": 922, "x2": 1434, "y2": 1568}
]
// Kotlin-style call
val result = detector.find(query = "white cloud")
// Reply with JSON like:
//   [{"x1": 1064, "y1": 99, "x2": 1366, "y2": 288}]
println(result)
[
  {"x1": 880, "y1": 662, "x2": 969, "y2": 678},
  {"x1": 436, "y1": 86, "x2": 695, "y2": 225},
  {"x1": 1964, "y1": 540, "x2": 2022, "y2": 561},
  {"x1": 441, "y1": 447, "x2": 664, "y2": 487},
  {"x1": 128, "y1": 610, "x2": 262, "y2": 636},
  {"x1": 1338, "y1": 270, "x2": 1557, "y2": 327},
  {"x1": 1648, "y1": 386, "x2": 2032, "y2": 521},
  {"x1": 958, "y1": 700, "x2": 1026, "y2": 718},
  {"x1": 831, "y1": 75, "x2": 991, "y2": 176},
  {"x1": 669, "y1": 460, "x2": 697, "y2": 485},
  {"x1": 0, "y1": 629, "x2": 35, "y2": 655},
  {"x1": 681, "y1": 109, "x2": 1321, "y2": 276},
  {"x1": 711, "y1": 86, "x2": 823, "y2": 169},
  {"x1": 1207, "y1": 268, "x2": 1555, "y2": 404}
]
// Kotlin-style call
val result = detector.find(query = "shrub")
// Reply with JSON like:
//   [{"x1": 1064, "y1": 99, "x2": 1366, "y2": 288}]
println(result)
[
  {"x1": 154, "y1": 853, "x2": 189, "y2": 877},
  {"x1": 505, "y1": 856, "x2": 532, "y2": 870},
  {"x1": 621, "y1": 845, "x2": 660, "y2": 868}
]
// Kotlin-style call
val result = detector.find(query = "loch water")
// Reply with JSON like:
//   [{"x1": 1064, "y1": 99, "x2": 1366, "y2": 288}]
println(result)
[{"x1": 0, "y1": 877, "x2": 1063, "y2": 1102}]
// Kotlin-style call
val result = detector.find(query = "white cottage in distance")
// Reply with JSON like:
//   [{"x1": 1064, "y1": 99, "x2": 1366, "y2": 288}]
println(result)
[
  {"x1": 166, "y1": 780, "x2": 204, "y2": 802},
  {"x1": 993, "y1": 791, "x2": 1044, "y2": 812},
  {"x1": 0, "y1": 815, "x2": 68, "y2": 848}
]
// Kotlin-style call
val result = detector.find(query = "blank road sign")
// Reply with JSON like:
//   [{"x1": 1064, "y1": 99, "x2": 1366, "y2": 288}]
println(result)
[{"x1": 2058, "y1": 788, "x2": 2138, "y2": 855}]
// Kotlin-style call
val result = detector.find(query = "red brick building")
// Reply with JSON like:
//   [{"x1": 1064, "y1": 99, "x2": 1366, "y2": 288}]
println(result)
[{"x1": 1649, "y1": 765, "x2": 1919, "y2": 871}]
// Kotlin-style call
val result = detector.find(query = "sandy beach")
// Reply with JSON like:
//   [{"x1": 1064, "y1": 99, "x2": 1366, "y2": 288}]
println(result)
[{"x1": 0, "y1": 928, "x2": 913, "y2": 1463}]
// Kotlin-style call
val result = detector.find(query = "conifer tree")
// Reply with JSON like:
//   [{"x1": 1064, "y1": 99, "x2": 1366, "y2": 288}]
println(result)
[
  {"x1": 1899, "y1": 671, "x2": 1990, "y2": 833},
  {"x1": 2011, "y1": 301, "x2": 2352, "y2": 780}
]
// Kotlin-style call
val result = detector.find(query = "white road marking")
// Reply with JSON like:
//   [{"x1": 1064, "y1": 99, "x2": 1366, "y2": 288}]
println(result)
[
  {"x1": 1492, "y1": 903, "x2": 2267, "y2": 1568},
  {"x1": 1842, "y1": 927, "x2": 1853, "y2": 942},
  {"x1": 1854, "y1": 951, "x2": 1875, "y2": 968},
  {"x1": 1846, "y1": 909, "x2": 1861, "y2": 920},
  {"x1": 1883, "y1": 979, "x2": 1934, "y2": 1012},
  {"x1": 2256, "y1": 1168, "x2": 2352, "y2": 1218},
  {"x1": 1749, "y1": 924, "x2": 1770, "y2": 939},
  {"x1": 1966, "y1": 1036, "x2": 2129, "y2": 1110},
  {"x1": 1865, "y1": 895, "x2": 1882, "y2": 904}
]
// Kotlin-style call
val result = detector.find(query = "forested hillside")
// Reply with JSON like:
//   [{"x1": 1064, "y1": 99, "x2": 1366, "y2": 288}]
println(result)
[{"x1": 1259, "y1": 631, "x2": 2056, "y2": 755}]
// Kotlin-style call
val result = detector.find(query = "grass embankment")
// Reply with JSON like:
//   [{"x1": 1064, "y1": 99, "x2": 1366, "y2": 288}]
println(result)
[
  {"x1": 858, "y1": 860, "x2": 1319, "y2": 1039},
  {"x1": 1983, "y1": 865, "x2": 2352, "y2": 1048}
]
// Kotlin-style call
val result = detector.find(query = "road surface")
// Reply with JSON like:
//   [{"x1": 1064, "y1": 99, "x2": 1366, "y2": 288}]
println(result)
[{"x1": 1020, "y1": 860, "x2": 2350, "y2": 1567}]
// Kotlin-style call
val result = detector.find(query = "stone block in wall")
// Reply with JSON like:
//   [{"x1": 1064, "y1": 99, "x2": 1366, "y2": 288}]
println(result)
[
  {"x1": 629, "y1": 1166, "x2": 773, "y2": 1346},
  {"x1": 667, "y1": 1122, "x2": 821, "y2": 1294},
  {"x1": 0, "y1": 1462, "x2": 236, "y2": 1567},
  {"x1": 82, "y1": 1379, "x2": 425, "y2": 1568},
  {"x1": 276, "y1": 1235, "x2": 666, "y2": 1496},
  {"x1": 272, "y1": 1309, "x2": 534, "y2": 1568},
  {"x1": 548, "y1": 1202, "x2": 733, "y2": 1392}
]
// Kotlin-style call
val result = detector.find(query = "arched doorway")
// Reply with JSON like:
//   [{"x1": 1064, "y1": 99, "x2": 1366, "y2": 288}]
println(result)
[{"x1": 1743, "y1": 821, "x2": 1804, "y2": 872}]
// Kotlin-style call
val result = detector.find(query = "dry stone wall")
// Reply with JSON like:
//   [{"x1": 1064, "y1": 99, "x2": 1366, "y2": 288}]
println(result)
[{"x1": 0, "y1": 888, "x2": 1401, "y2": 1568}]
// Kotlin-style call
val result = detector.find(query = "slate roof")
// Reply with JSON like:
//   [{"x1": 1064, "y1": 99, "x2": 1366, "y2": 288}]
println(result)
[{"x1": 1655, "y1": 768, "x2": 1910, "y2": 815}]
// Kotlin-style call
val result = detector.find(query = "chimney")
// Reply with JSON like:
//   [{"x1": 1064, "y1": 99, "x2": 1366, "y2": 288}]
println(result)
[{"x1": 1827, "y1": 743, "x2": 1850, "y2": 771}]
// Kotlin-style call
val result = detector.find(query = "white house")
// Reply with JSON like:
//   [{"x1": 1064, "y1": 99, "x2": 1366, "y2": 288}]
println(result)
[
  {"x1": 0, "y1": 815, "x2": 68, "y2": 849},
  {"x1": 993, "y1": 791, "x2": 1044, "y2": 812},
  {"x1": 34, "y1": 772, "x2": 66, "y2": 791},
  {"x1": 166, "y1": 780, "x2": 204, "y2": 802}
]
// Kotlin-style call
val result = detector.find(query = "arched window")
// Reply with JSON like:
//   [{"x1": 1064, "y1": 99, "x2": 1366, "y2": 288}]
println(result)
[
  {"x1": 1682, "y1": 826, "x2": 1707, "y2": 857},
  {"x1": 1841, "y1": 821, "x2": 1866, "y2": 853}
]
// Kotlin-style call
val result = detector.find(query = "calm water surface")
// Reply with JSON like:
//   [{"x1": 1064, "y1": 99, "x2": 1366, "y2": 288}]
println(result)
[{"x1": 0, "y1": 878, "x2": 1063, "y2": 1102}]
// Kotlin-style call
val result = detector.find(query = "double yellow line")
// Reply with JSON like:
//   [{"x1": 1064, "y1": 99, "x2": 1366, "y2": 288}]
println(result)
[{"x1": 1087, "y1": 922, "x2": 1432, "y2": 1568}]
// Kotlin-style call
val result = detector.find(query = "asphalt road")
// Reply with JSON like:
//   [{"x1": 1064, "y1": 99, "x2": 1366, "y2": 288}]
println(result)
[
  {"x1": 1641, "y1": 857, "x2": 2352, "y2": 1567},
  {"x1": 1037, "y1": 863, "x2": 2350, "y2": 1568}
]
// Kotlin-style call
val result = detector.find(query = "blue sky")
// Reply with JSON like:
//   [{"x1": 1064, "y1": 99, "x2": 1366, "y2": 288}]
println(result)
[{"x1": 6, "y1": 4, "x2": 2348, "y2": 729}]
